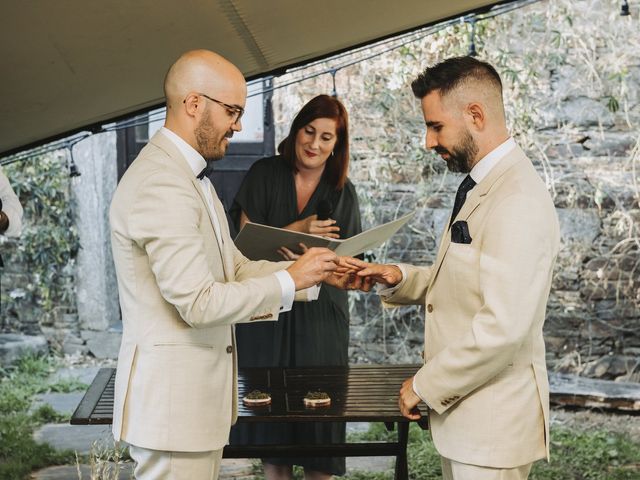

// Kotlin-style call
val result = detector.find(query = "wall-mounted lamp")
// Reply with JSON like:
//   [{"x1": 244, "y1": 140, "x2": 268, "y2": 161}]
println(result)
[{"x1": 69, "y1": 156, "x2": 81, "y2": 178}]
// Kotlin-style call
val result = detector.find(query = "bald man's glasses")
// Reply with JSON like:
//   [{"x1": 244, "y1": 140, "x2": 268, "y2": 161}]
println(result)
[{"x1": 188, "y1": 93, "x2": 245, "y2": 124}]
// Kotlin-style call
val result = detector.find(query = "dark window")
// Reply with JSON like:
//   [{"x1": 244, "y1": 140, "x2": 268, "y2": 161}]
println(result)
[
  {"x1": 115, "y1": 78, "x2": 275, "y2": 238},
  {"x1": 116, "y1": 116, "x2": 149, "y2": 180}
]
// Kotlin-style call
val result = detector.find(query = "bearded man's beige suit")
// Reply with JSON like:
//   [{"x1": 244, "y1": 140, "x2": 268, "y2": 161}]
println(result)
[
  {"x1": 110, "y1": 129, "x2": 306, "y2": 454},
  {"x1": 384, "y1": 141, "x2": 560, "y2": 469}
]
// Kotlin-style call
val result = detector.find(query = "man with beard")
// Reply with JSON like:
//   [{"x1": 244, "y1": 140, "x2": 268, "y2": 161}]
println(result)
[
  {"x1": 342, "y1": 56, "x2": 560, "y2": 479},
  {"x1": 109, "y1": 50, "x2": 341, "y2": 479}
]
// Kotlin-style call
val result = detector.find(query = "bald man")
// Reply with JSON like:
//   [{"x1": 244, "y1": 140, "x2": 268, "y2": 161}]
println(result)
[
  {"x1": 343, "y1": 57, "x2": 560, "y2": 479},
  {"x1": 109, "y1": 50, "x2": 341, "y2": 479}
]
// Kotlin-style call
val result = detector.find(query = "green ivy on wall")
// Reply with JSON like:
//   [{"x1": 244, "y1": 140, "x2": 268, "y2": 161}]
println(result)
[{"x1": 1, "y1": 151, "x2": 79, "y2": 330}]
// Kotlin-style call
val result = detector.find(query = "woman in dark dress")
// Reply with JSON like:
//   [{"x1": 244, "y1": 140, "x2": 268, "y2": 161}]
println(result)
[{"x1": 229, "y1": 94, "x2": 361, "y2": 480}]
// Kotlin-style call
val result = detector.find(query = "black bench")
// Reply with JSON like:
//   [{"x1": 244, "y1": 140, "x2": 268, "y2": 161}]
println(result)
[{"x1": 71, "y1": 364, "x2": 427, "y2": 479}]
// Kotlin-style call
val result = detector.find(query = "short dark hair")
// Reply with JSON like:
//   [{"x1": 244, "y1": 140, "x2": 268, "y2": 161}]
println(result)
[
  {"x1": 411, "y1": 56, "x2": 503, "y2": 100},
  {"x1": 278, "y1": 94, "x2": 350, "y2": 190}
]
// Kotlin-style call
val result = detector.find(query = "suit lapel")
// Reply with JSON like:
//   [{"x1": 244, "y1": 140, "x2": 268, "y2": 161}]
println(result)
[
  {"x1": 149, "y1": 132, "x2": 229, "y2": 279},
  {"x1": 428, "y1": 148, "x2": 525, "y2": 289},
  {"x1": 210, "y1": 187, "x2": 235, "y2": 281}
]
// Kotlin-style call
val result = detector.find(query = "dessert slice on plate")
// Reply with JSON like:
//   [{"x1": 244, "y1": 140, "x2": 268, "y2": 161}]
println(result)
[
  {"x1": 303, "y1": 391, "x2": 331, "y2": 407},
  {"x1": 243, "y1": 390, "x2": 271, "y2": 406}
]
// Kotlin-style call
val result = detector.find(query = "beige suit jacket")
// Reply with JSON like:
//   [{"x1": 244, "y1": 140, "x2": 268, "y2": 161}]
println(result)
[
  {"x1": 384, "y1": 145, "x2": 559, "y2": 468},
  {"x1": 110, "y1": 131, "x2": 296, "y2": 452}
]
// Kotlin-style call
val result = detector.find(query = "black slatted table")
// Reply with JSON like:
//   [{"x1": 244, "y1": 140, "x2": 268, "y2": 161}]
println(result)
[{"x1": 71, "y1": 365, "x2": 427, "y2": 480}]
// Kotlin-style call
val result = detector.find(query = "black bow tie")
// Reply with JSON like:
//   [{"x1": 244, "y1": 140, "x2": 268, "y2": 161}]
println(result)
[{"x1": 196, "y1": 162, "x2": 215, "y2": 180}]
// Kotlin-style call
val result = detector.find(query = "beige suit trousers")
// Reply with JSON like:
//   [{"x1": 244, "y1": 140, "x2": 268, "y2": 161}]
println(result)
[
  {"x1": 441, "y1": 457, "x2": 532, "y2": 480},
  {"x1": 129, "y1": 444, "x2": 223, "y2": 480}
]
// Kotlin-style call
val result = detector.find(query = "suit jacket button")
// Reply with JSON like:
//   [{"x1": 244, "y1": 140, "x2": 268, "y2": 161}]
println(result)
[
  {"x1": 427, "y1": 304, "x2": 434, "y2": 313},
  {"x1": 226, "y1": 345, "x2": 233, "y2": 354}
]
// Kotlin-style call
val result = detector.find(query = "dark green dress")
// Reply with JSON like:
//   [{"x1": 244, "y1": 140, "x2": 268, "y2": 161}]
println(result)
[{"x1": 229, "y1": 155, "x2": 361, "y2": 475}]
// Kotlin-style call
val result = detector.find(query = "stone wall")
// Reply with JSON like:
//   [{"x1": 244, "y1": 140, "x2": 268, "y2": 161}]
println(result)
[
  {"x1": 2, "y1": 0, "x2": 638, "y2": 379},
  {"x1": 271, "y1": 0, "x2": 640, "y2": 379},
  {"x1": 1, "y1": 132, "x2": 121, "y2": 359},
  {"x1": 66, "y1": 133, "x2": 121, "y2": 358}
]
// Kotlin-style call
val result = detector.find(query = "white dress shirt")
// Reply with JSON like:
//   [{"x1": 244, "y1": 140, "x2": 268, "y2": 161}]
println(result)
[
  {"x1": 380, "y1": 137, "x2": 516, "y2": 406},
  {"x1": 0, "y1": 167, "x2": 23, "y2": 237},
  {"x1": 160, "y1": 127, "x2": 296, "y2": 313}
]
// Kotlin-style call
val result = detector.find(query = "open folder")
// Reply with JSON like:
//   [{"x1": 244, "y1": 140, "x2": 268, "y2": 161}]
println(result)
[{"x1": 234, "y1": 211, "x2": 415, "y2": 262}]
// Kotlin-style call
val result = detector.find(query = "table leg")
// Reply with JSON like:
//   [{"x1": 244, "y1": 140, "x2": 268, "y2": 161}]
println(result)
[{"x1": 394, "y1": 421, "x2": 409, "y2": 480}]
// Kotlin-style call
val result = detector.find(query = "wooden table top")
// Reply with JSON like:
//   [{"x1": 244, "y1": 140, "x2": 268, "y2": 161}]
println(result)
[{"x1": 71, "y1": 364, "x2": 426, "y2": 426}]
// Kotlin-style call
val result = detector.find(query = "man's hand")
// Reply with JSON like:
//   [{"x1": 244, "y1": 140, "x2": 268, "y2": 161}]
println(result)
[
  {"x1": 399, "y1": 377, "x2": 422, "y2": 420},
  {"x1": 286, "y1": 247, "x2": 338, "y2": 290},
  {"x1": 339, "y1": 257, "x2": 403, "y2": 290}
]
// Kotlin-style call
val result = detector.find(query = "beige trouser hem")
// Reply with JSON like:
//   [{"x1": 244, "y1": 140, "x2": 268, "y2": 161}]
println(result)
[
  {"x1": 441, "y1": 457, "x2": 533, "y2": 480},
  {"x1": 129, "y1": 444, "x2": 223, "y2": 480}
]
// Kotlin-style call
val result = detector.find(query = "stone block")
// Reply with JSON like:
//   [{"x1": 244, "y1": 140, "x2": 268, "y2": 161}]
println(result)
[
  {"x1": 585, "y1": 257, "x2": 608, "y2": 271},
  {"x1": 32, "y1": 464, "x2": 134, "y2": 480},
  {"x1": 582, "y1": 354, "x2": 636, "y2": 379},
  {"x1": 558, "y1": 208, "x2": 601, "y2": 245},
  {"x1": 33, "y1": 424, "x2": 114, "y2": 455},
  {"x1": 0, "y1": 333, "x2": 48, "y2": 365},
  {"x1": 541, "y1": 96, "x2": 615, "y2": 128},
  {"x1": 31, "y1": 392, "x2": 86, "y2": 416},
  {"x1": 82, "y1": 330, "x2": 122, "y2": 359},
  {"x1": 61, "y1": 332, "x2": 88, "y2": 356},
  {"x1": 49, "y1": 366, "x2": 103, "y2": 386},
  {"x1": 73, "y1": 132, "x2": 120, "y2": 333},
  {"x1": 584, "y1": 132, "x2": 636, "y2": 157}
]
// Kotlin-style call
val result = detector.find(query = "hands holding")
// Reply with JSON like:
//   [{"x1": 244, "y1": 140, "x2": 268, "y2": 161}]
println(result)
[
  {"x1": 286, "y1": 247, "x2": 339, "y2": 290},
  {"x1": 332, "y1": 257, "x2": 403, "y2": 291},
  {"x1": 282, "y1": 244, "x2": 404, "y2": 293}
]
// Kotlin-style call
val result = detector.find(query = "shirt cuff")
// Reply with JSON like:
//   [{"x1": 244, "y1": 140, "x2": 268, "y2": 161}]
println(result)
[
  {"x1": 375, "y1": 264, "x2": 407, "y2": 297},
  {"x1": 306, "y1": 284, "x2": 320, "y2": 301},
  {"x1": 274, "y1": 270, "x2": 295, "y2": 313},
  {"x1": 413, "y1": 375, "x2": 432, "y2": 408}
]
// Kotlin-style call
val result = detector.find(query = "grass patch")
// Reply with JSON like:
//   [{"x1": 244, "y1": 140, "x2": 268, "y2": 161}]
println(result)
[
  {"x1": 46, "y1": 377, "x2": 88, "y2": 394},
  {"x1": 31, "y1": 404, "x2": 71, "y2": 424},
  {"x1": 343, "y1": 422, "x2": 640, "y2": 480},
  {"x1": 532, "y1": 428, "x2": 640, "y2": 480},
  {"x1": 0, "y1": 354, "x2": 76, "y2": 480}
]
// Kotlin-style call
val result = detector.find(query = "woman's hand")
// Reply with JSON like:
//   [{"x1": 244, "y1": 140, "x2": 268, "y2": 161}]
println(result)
[
  {"x1": 278, "y1": 245, "x2": 302, "y2": 261},
  {"x1": 289, "y1": 215, "x2": 340, "y2": 238}
]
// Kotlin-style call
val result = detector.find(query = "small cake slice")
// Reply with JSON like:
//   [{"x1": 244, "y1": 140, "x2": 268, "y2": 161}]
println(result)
[
  {"x1": 303, "y1": 391, "x2": 331, "y2": 407},
  {"x1": 242, "y1": 390, "x2": 271, "y2": 407}
]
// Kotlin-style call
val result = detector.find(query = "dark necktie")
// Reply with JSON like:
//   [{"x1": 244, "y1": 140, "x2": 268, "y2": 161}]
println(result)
[
  {"x1": 196, "y1": 162, "x2": 214, "y2": 180},
  {"x1": 449, "y1": 175, "x2": 476, "y2": 227}
]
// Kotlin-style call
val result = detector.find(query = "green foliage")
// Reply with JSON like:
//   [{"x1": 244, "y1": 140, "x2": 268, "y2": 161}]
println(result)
[
  {"x1": 31, "y1": 404, "x2": 70, "y2": 424},
  {"x1": 45, "y1": 378, "x2": 88, "y2": 394},
  {"x1": 343, "y1": 423, "x2": 640, "y2": 480},
  {"x1": 1, "y1": 151, "x2": 79, "y2": 327},
  {"x1": 531, "y1": 429, "x2": 640, "y2": 480},
  {"x1": 606, "y1": 95, "x2": 620, "y2": 113},
  {"x1": 0, "y1": 354, "x2": 76, "y2": 479},
  {"x1": 83, "y1": 440, "x2": 132, "y2": 479}
]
